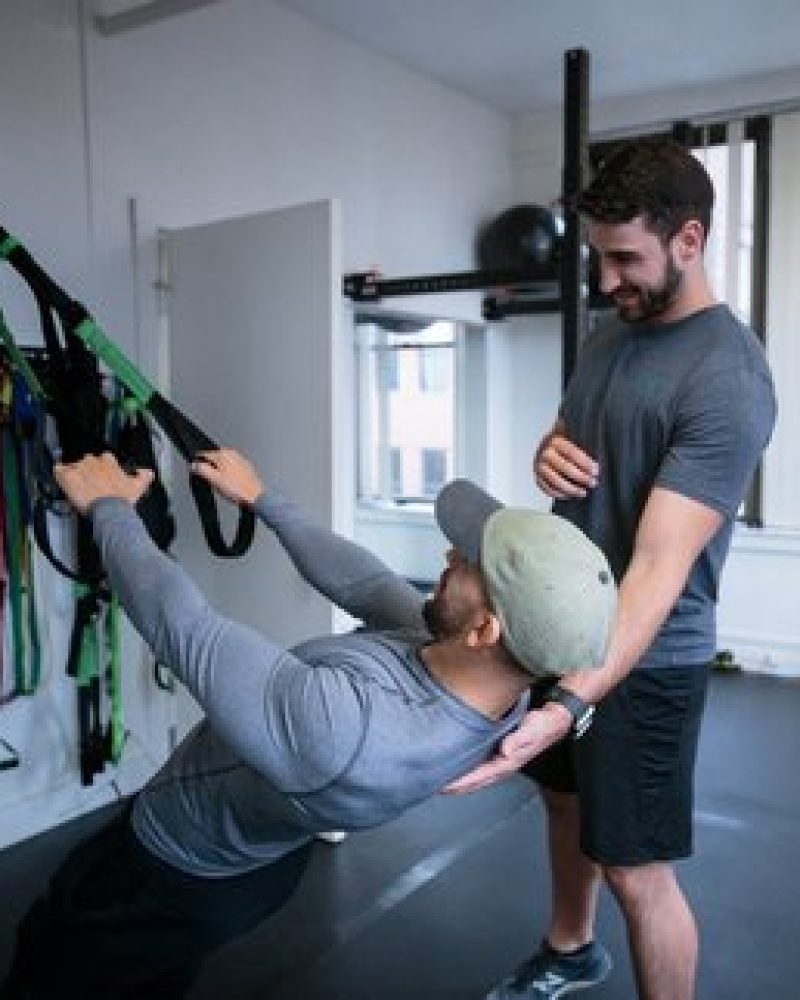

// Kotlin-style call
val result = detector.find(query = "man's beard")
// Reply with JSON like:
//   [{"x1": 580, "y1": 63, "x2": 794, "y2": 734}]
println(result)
[
  {"x1": 422, "y1": 593, "x2": 469, "y2": 640},
  {"x1": 613, "y1": 255, "x2": 683, "y2": 323}
]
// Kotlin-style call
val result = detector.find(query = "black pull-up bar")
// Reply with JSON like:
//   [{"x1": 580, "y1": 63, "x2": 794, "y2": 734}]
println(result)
[
  {"x1": 561, "y1": 48, "x2": 590, "y2": 391},
  {"x1": 343, "y1": 265, "x2": 559, "y2": 302},
  {"x1": 342, "y1": 48, "x2": 592, "y2": 391}
]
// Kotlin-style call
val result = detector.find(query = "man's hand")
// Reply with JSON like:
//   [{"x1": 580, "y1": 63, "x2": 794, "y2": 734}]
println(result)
[
  {"x1": 54, "y1": 452, "x2": 154, "y2": 515},
  {"x1": 534, "y1": 424, "x2": 598, "y2": 499},
  {"x1": 443, "y1": 703, "x2": 572, "y2": 794},
  {"x1": 191, "y1": 448, "x2": 264, "y2": 506}
]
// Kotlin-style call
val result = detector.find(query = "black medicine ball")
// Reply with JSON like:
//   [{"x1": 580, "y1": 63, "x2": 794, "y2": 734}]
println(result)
[{"x1": 475, "y1": 204, "x2": 561, "y2": 274}]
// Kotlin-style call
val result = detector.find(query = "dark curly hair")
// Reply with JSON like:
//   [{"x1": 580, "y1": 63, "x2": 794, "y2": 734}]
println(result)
[{"x1": 576, "y1": 138, "x2": 714, "y2": 245}]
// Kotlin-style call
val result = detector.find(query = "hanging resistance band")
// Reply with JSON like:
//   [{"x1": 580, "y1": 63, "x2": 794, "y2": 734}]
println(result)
[
  {"x1": 0, "y1": 365, "x2": 42, "y2": 698},
  {"x1": 0, "y1": 227, "x2": 254, "y2": 559},
  {"x1": 1, "y1": 300, "x2": 159, "y2": 784}
]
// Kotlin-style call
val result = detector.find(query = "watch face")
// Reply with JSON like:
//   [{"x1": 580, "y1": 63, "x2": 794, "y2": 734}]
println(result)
[{"x1": 573, "y1": 705, "x2": 594, "y2": 740}]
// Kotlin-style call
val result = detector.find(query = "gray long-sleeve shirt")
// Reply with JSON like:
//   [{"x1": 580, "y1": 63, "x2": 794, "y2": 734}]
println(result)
[{"x1": 90, "y1": 493, "x2": 526, "y2": 877}]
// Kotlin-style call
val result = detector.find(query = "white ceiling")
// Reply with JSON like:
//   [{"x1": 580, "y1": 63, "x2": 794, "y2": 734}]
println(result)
[{"x1": 94, "y1": 0, "x2": 800, "y2": 114}]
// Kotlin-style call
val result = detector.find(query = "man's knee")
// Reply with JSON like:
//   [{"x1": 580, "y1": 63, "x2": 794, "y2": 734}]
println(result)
[{"x1": 602, "y1": 860, "x2": 677, "y2": 909}]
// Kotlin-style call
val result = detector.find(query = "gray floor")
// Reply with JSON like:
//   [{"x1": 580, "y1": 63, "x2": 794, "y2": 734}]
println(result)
[{"x1": 1, "y1": 671, "x2": 798, "y2": 999}]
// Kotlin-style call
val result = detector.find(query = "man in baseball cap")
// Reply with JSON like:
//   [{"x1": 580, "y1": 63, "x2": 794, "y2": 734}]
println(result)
[{"x1": 433, "y1": 479, "x2": 616, "y2": 679}]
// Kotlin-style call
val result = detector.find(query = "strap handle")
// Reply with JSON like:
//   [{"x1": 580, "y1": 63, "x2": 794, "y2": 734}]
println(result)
[{"x1": 147, "y1": 394, "x2": 255, "y2": 557}]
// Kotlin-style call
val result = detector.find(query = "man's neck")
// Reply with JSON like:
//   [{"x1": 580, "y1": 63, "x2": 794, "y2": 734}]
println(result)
[
  {"x1": 652, "y1": 273, "x2": 717, "y2": 326},
  {"x1": 419, "y1": 642, "x2": 530, "y2": 720}
]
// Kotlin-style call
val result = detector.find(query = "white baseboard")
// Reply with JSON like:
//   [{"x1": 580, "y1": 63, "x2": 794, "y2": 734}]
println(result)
[{"x1": 716, "y1": 630, "x2": 800, "y2": 678}]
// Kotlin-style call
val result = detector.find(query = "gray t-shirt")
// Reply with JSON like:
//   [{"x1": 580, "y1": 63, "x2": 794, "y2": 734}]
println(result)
[
  {"x1": 90, "y1": 493, "x2": 526, "y2": 877},
  {"x1": 554, "y1": 303, "x2": 776, "y2": 668}
]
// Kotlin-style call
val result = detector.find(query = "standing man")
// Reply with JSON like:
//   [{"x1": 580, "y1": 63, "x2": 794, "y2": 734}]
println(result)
[{"x1": 452, "y1": 139, "x2": 777, "y2": 1000}]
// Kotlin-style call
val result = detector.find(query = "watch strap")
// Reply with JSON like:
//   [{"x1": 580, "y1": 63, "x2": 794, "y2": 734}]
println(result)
[{"x1": 546, "y1": 684, "x2": 594, "y2": 740}]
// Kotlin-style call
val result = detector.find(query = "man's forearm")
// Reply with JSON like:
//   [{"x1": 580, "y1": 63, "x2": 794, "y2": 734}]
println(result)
[
  {"x1": 561, "y1": 487, "x2": 724, "y2": 705},
  {"x1": 90, "y1": 497, "x2": 220, "y2": 670},
  {"x1": 562, "y1": 549, "x2": 682, "y2": 704}
]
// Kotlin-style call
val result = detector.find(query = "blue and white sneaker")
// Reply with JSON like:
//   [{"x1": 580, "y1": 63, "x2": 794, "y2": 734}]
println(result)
[{"x1": 485, "y1": 939, "x2": 612, "y2": 998}]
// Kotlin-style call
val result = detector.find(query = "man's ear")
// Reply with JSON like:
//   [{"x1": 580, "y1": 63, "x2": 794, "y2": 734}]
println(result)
[
  {"x1": 675, "y1": 219, "x2": 705, "y2": 261},
  {"x1": 466, "y1": 611, "x2": 502, "y2": 650}
]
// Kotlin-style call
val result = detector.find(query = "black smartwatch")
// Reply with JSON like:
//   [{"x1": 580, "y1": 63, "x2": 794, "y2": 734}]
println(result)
[{"x1": 545, "y1": 685, "x2": 594, "y2": 740}]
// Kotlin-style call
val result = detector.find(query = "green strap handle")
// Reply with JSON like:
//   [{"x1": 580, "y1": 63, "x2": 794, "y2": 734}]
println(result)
[
  {"x1": 22, "y1": 531, "x2": 41, "y2": 691},
  {"x1": 1, "y1": 432, "x2": 40, "y2": 694},
  {"x1": 75, "y1": 611, "x2": 100, "y2": 688},
  {"x1": 2, "y1": 433, "x2": 27, "y2": 694},
  {"x1": 107, "y1": 594, "x2": 124, "y2": 763},
  {"x1": 73, "y1": 318, "x2": 156, "y2": 407}
]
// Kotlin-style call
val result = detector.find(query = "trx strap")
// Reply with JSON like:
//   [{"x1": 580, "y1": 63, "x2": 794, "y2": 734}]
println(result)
[
  {"x1": 1, "y1": 304, "x2": 164, "y2": 587},
  {"x1": 0, "y1": 227, "x2": 255, "y2": 558},
  {"x1": 1, "y1": 295, "x2": 128, "y2": 783},
  {"x1": 70, "y1": 584, "x2": 105, "y2": 785},
  {"x1": 106, "y1": 594, "x2": 124, "y2": 764},
  {"x1": 0, "y1": 368, "x2": 9, "y2": 702},
  {"x1": 0, "y1": 367, "x2": 41, "y2": 697},
  {"x1": 0, "y1": 312, "x2": 167, "y2": 781},
  {"x1": 74, "y1": 317, "x2": 254, "y2": 557}
]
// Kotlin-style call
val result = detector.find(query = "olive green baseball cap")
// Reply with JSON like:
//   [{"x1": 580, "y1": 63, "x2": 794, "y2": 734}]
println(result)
[{"x1": 435, "y1": 479, "x2": 617, "y2": 675}]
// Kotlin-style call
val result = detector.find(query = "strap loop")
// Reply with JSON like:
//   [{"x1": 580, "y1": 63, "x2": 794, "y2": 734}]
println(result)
[{"x1": 0, "y1": 234, "x2": 20, "y2": 260}]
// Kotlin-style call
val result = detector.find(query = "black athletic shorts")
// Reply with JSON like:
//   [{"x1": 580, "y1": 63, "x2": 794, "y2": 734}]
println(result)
[{"x1": 523, "y1": 662, "x2": 711, "y2": 866}]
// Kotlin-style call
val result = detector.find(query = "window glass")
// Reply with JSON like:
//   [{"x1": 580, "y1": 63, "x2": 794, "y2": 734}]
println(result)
[
  {"x1": 356, "y1": 318, "x2": 457, "y2": 508},
  {"x1": 421, "y1": 448, "x2": 447, "y2": 497}
]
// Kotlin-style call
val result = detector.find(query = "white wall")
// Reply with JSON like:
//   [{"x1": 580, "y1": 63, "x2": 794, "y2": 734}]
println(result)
[
  {"x1": 763, "y1": 111, "x2": 800, "y2": 529},
  {"x1": 0, "y1": 0, "x2": 165, "y2": 851},
  {"x1": 0, "y1": 0, "x2": 514, "y2": 848},
  {"x1": 0, "y1": 1, "x2": 90, "y2": 337},
  {"x1": 512, "y1": 70, "x2": 800, "y2": 676}
]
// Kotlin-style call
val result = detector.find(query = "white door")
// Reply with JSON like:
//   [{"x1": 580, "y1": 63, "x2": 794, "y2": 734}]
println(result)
[{"x1": 163, "y1": 199, "x2": 342, "y2": 647}]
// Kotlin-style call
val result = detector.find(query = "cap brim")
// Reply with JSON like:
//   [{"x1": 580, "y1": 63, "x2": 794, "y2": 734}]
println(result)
[{"x1": 435, "y1": 479, "x2": 503, "y2": 566}]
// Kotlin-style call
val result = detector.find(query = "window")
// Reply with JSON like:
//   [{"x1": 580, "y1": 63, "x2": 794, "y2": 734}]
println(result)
[
  {"x1": 421, "y1": 448, "x2": 447, "y2": 497},
  {"x1": 687, "y1": 119, "x2": 770, "y2": 336},
  {"x1": 591, "y1": 117, "x2": 770, "y2": 524},
  {"x1": 390, "y1": 447, "x2": 403, "y2": 498},
  {"x1": 380, "y1": 349, "x2": 399, "y2": 391},
  {"x1": 419, "y1": 346, "x2": 449, "y2": 392},
  {"x1": 355, "y1": 315, "x2": 458, "y2": 508}
]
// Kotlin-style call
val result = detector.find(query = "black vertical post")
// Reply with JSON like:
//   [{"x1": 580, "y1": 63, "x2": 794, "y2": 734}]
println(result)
[{"x1": 561, "y1": 48, "x2": 590, "y2": 391}]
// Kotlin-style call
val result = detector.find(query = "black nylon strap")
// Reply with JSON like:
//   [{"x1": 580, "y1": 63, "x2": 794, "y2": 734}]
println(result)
[{"x1": 147, "y1": 394, "x2": 255, "y2": 558}]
